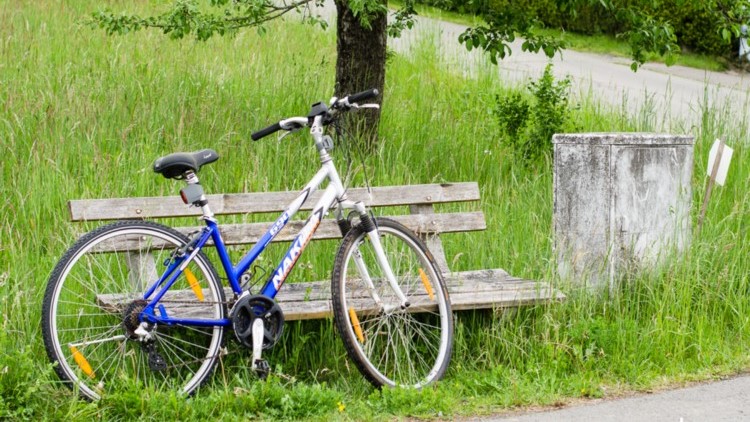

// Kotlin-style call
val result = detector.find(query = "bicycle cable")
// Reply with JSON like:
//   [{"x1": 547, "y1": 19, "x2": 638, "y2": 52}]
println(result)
[{"x1": 331, "y1": 119, "x2": 373, "y2": 196}]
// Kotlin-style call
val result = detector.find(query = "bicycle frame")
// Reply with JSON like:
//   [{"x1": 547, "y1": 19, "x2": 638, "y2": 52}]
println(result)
[{"x1": 139, "y1": 114, "x2": 380, "y2": 327}]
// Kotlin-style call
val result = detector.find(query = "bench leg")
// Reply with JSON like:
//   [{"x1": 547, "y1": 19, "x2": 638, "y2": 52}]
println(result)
[
  {"x1": 125, "y1": 252, "x2": 158, "y2": 293},
  {"x1": 409, "y1": 204, "x2": 450, "y2": 273}
]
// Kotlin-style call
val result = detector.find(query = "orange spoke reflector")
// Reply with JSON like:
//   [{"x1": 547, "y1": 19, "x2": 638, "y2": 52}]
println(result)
[
  {"x1": 185, "y1": 268, "x2": 204, "y2": 302},
  {"x1": 69, "y1": 345, "x2": 95, "y2": 379},
  {"x1": 349, "y1": 307, "x2": 365, "y2": 343},
  {"x1": 419, "y1": 268, "x2": 435, "y2": 301}
]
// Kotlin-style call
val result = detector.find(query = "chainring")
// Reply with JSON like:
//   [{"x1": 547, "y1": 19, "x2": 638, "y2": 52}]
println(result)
[{"x1": 230, "y1": 294, "x2": 284, "y2": 350}]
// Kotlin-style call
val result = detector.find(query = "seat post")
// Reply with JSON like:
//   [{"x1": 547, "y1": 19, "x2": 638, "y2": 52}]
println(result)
[
  {"x1": 184, "y1": 171, "x2": 200, "y2": 185},
  {"x1": 182, "y1": 171, "x2": 215, "y2": 219}
]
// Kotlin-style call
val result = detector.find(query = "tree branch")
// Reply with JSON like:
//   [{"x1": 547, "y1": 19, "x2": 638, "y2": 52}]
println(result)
[{"x1": 91, "y1": 0, "x2": 319, "y2": 41}]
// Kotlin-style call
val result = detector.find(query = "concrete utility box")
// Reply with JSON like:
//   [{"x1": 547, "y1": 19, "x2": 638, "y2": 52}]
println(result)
[{"x1": 552, "y1": 133, "x2": 694, "y2": 289}]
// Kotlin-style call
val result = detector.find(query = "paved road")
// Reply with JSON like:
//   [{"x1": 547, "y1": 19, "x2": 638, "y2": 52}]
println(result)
[{"x1": 469, "y1": 375, "x2": 750, "y2": 421}]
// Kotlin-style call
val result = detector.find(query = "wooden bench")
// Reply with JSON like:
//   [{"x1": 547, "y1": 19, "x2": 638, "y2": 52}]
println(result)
[{"x1": 69, "y1": 182, "x2": 564, "y2": 320}]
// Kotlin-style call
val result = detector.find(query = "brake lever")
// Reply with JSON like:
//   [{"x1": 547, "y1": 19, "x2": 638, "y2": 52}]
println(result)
[{"x1": 277, "y1": 127, "x2": 302, "y2": 141}]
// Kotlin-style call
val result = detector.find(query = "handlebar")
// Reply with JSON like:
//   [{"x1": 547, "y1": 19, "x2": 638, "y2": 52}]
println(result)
[
  {"x1": 250, "y1": 122, "x2": 282, "y2": 141},
  {"x1": 343, "y1": 88, "x2": 379, "y2": 106},
  {"x1": 250, "y1": 88, "x2": 380, "y2": 141}
]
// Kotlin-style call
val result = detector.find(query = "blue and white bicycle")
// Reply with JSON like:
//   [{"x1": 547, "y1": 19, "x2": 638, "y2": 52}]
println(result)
[{"x1": 42, "y1": 89, "x2": 454, "y2": 400}]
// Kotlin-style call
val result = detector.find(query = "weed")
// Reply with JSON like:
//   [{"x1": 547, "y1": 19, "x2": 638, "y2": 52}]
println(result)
[{"x1": 494, "y1": 64, "x2": 573, "y2": 162}]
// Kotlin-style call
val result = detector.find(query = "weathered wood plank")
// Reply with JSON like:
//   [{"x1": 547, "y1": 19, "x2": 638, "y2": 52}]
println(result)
[
  {"x1": 88, "y1": 212, "x2": 486, "y2": 252},
  {"x1": 95, "y1": 269, "x2": 565, "y2": 321},
  {"x1": 278, "y1": 281, "x2": 563, "y2": 320},
  {"x1": 70, "y1": 183, "x2": 481, "y2": 221},
  {"x1": 266, "y1": 269, "x2": 550, "y2": 302},
  {"x1": 409, "y1": 203, "x2": 449, "y2": 272},
  {"x1": 125, "y1": 252, "x2": 157, "y2": 292}
]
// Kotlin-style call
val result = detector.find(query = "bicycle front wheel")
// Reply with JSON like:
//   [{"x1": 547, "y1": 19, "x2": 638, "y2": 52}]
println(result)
[
  {"x1": 331, "y1": 218, "x2": 453, "y2": 388},
  {"x1": 42, "y1": 221, "x2": 226, "y2": 400}
]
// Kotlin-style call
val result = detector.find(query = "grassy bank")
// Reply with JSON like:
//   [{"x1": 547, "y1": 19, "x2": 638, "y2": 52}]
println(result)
[{"x1": 1, "y1": 0, "x2": 748, "y2": 419}]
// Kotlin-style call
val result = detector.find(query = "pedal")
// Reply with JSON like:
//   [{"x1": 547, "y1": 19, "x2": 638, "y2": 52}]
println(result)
[
  {"x1": 253, "y1": 359, "x2": 270, "y2": 380},
  {"x1": 143, "y1": 342, "x2": 167, "y2": 372}
]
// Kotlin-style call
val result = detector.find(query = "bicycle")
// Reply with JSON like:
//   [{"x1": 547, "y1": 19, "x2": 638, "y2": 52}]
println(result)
[{"x1": 42, "y1": 89, "x2": 454, "y2": 400}]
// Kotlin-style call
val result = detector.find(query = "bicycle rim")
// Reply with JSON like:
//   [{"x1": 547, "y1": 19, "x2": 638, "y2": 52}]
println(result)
[
  {"x1": 42, "y1": 222, "x2": 225, "y2": 400},
  {"x1": 332, "y1": 219, "x2": 453, "y2": 388}
]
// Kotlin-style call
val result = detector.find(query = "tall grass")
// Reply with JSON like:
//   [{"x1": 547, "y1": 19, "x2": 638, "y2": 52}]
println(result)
[{"x1": 0, "y1": 0, "x2": 748, "y2": 419}]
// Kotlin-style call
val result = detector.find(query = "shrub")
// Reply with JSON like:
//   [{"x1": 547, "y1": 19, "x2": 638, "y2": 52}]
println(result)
[
  {"x1": 494, "y1": 64, "x2": 573, "y2": 162},
  {"x1": 414, "y1": 0, "x2": 734, "y2": 57},
  {"x1": 495, "y1": 92, "x2": 530, "y2": 142},
  {"x1": 526, "y1": 64, "x2": 572, "y2": 154}
]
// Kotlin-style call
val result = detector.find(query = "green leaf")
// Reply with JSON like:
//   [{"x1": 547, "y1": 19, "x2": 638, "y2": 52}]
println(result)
[{"x1": 721, "y1": 28, "x2": 731, "y2": 41}]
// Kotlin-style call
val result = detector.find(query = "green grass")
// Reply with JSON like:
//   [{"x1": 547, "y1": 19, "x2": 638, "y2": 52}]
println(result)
[
  {"x1": 1, "y1": 0, "x2": 749, "y2": 419},
  {"x1": 390, "y1": 0, "x2": 729, "y2": 72},
  {"x1": 390, "y1": 0, "x2": 483, "y2": 27},
  {"x1": 535, "y1": 28, "x2": 729, "y2": 72}
]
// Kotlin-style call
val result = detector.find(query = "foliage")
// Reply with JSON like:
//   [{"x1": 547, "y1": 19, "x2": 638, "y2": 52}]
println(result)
[
  {"x1": 0, "y1": 338, "x2": 45, "y2": 420},
  {"x1": 387, "y1": 0, "x2": 417, "y2": 37},
  {"x1": 495, "y1": 64, "x2": 573, "y2": 161},
  {"x1": 90, "y1": 0, "x2": 425, "y2": 41},
  {"x1": 458, "y1": 0, "x2": 684, "y2": 69},
  {"x1": 495, "y1": 92, "x2": 529, "y2": 141},
  {"x1": 91, "y1": 0, "x2": 329, "y2": 40},
  {"x1": 436, "y1": 0, "x2": 750, "y2": 60},
  {"x1": 616, "y1": 7, "x2": 679, "y2": 70},
  {"x1": 458, "y1": 4, "x2": 567, "y2": 64}
]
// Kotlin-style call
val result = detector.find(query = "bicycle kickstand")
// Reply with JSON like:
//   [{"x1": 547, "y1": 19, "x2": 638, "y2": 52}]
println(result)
[{"x1": 250, "y1": 318, "x2": 270, "y2": 379}]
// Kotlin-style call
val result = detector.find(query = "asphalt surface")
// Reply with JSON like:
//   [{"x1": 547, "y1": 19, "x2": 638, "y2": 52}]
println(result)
[{"x1": 468, "y1": 374, "x2": 750, "y2": 421}]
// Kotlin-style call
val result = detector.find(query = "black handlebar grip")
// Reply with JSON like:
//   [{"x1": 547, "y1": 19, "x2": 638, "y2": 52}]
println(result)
[
  {"x1": 251, "y1": 122, "x2": 282, "y2": 141},
  {"x1": 348, "y1": 88, "x2": 379, "y2": 104}
]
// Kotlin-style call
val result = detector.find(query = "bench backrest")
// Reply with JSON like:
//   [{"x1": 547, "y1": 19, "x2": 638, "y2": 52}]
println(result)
[{"x1": 69, "y1": 182, "x2": 484, "y2": 272}]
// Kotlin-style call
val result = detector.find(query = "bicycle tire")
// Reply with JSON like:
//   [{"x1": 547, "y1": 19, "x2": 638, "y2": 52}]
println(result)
[
  {"x1": 331, "y1": 218, "x2": 453, "y2": 388},
  {"x1": 42, "y1": 221, "x2": 226, "y2": 400}
]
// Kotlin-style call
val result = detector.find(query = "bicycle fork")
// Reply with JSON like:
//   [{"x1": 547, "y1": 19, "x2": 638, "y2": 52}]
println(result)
[{"x1": 338, "y1": 210, "x2": 410, "y2": 313}]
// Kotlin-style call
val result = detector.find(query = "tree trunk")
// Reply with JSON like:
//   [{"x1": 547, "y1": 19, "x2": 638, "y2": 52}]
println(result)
[{"x1": 334, "y1": 0, "x2": 387, "y2": 151}]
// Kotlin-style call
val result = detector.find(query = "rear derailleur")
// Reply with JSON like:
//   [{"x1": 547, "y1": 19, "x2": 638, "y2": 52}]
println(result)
[{"x1": 122, "y1": 299, "x2": 167, "y2": 372}]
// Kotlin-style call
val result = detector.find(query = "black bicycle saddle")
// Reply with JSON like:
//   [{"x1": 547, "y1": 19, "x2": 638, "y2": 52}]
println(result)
[{"x1": 153, "y1": 149, "x2": 219, "y2": 179}]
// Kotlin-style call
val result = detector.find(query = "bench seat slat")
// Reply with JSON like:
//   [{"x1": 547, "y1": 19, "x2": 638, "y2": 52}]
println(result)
[
  {"x1": 87, "y1": 212, "x2": 486, "y2": 252},
  {"x1": 69, "y1": 183, "x2": 480, "y2": 221},
  {"x1": 95, "y1": 269, "x2": 564, "y2": 321},
  {"x1": 251, "y1": 270, "x2": 555, "y2": 302},
  {"x1": 198, "y1": 212, "x2": 486, "y2": 244}
]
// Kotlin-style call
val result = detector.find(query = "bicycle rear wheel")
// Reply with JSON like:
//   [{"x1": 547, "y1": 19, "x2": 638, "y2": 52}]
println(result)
[
  {"x1": 42, "y1": 221, "x2": 226, "y2": 400},
  {"x1": 331, "y1": 218, "x2": 453, "y2": 388}
]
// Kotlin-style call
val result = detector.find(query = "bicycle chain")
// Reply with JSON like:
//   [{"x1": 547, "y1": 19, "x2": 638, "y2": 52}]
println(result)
[
  {"x1": 155, "y1": 299, "x2": 234, "y2": 306},
  {"x1": 137, "y1": 281, "x2": 266, "y2": 371},
  {"x1": 142, "y1": 298, "x2": 239, "y2": 371}
]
